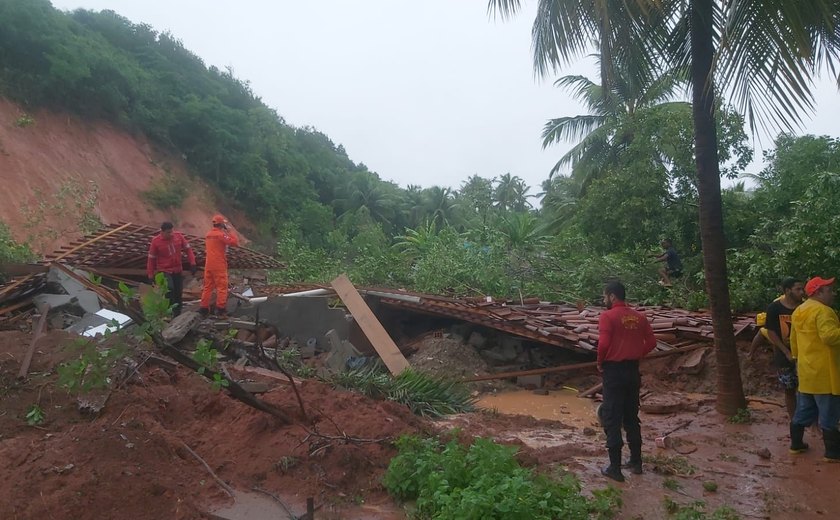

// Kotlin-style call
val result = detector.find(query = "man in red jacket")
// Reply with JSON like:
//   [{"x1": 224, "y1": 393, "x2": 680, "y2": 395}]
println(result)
[
  {"x1": 597, "y1": 280, "x2": 657, "y2": 482},
  {"x1": 146, "y1": 221, "x2": 197, "y2": 316},
  {"x1": 200, "y1": 214, "x2": 239, "y2": 318}
]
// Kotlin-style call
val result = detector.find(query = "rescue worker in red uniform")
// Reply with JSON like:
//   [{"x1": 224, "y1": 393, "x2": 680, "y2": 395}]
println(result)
[
  {"x1": 146, "y1": 221, "x2": 197, "y2": 316},
  {"x1": 597, "y1": 280, "x2": 657, "y2": 482},
  {"x1": 200, "y1": 214, "x2": 239, "y2": 318}
]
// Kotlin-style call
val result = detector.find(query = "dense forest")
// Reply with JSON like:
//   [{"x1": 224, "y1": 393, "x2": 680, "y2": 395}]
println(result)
[{"x1": 0, "y1": 0, "x2": 838, "y2": 311}]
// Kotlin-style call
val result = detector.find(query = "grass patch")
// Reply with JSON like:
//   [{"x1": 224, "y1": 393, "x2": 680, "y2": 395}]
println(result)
[
  {"x1": 663, "y1": 477, "x2": 682, "y2": 491},
  {"x1": 142, "y1": 173, "x2": 188, "y2": 210},
  {"x1": 702, "y1": 481, "x2": 718, "y2": 493},
  {"x1": 643, "y1": 454, "x2": 697, "y2": 476},
  {"x1": 727, "y1": 408, "x2": 752, "y2": 424},
  {"x1": 663, "y1": 497, "x2": 740, "y2": 519},
  {"x1": 384, "y1": 434, "x2": 622, "y2": 519}
]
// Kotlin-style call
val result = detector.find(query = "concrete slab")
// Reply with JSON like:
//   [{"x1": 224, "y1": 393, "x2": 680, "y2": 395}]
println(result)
[{"x1": 232, "y1": 296, "x2": 349, "y2": 352}]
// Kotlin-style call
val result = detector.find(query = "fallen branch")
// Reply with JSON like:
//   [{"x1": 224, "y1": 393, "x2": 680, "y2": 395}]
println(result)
[
  {"x1": 251, "y1": 487, "x2": 299, "y2": 519},
  {"x1": 663, "y1": 419, "x2": 693, "y2": 437},
  {"x1": 181, "y1": 441, "x2": 235, "y2": 498}
]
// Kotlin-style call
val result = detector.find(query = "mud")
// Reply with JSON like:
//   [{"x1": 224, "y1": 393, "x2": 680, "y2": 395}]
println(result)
[{"x1": 2, "y1": 327, "x2": 839, "y2": 519}]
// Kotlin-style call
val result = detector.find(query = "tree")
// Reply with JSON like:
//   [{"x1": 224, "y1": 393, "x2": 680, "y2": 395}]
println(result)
[
  {"x1": 422, "y1": 186, "x2": 460, "y2": 226},
  {"x1": 488, "y1": 0, "x2": 840, "y2": 415},
  {"x1": 542, "y1": 64, "x2": 686, "y2": 190},
  {"x1": 493, "y1": 173, "x2": 532, "y2": 212}
]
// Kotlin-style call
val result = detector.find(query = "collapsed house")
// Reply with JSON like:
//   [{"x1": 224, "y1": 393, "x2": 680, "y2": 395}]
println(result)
[{"x1": 1, "y1": 222, "x2": 758, "y2": 399}]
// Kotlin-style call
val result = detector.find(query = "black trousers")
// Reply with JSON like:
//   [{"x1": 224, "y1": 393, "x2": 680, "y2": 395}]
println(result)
[
  {"x1": 601, "y1": 360, "x2": 642, "y2": 450},
  {"x1": 162, "y1": 272, "x2": 184, "y2": 316}
]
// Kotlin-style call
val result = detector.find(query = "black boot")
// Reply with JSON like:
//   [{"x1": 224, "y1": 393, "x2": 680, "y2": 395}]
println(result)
[
  {"x1": 199, "y1": 307, "x2": 209, "y2": 318},
  {"x1": 622, "y1": 443, "x2": 643, "y2": 474},
  {"x1": 601, "y1": 447, "x2": 625, "y2": 482},
  {"x1": 789, "y1": 423, "x2": 809, "y2": 454},
  {"x1": 822, "y1": 429, "x2": 840, "y2": 462}
]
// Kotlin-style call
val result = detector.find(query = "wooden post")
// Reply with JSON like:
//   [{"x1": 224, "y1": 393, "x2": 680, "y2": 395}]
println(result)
[{"x1": 18, "y1": 304, "x2": 50, "y2": 379}]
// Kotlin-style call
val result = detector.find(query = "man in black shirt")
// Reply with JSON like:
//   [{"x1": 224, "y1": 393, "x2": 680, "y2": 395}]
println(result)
[
  {"x1": 764, "y1": 277, "x2": 805, "y2": 418},
  {"x1": 652, "y1": 239, "x2": 683, "y2": 287}
]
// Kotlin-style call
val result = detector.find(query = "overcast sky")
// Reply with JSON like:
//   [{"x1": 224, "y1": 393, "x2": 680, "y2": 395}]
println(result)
[{"x1": 51, "y1": 0, "x2": 840, "y2": 194}]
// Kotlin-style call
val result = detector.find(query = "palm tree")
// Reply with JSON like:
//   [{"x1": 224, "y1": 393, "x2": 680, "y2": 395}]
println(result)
[
  {"x1": 335, "y1": 174, "x2": 396, "y2": 228},
  {"x1": 422, "y1": 186, "x2": 459, "y2": 226},
  {"x1": 493, "y1": 173, "x2": 533, "y2": 211},
  {"x1": 488, "y1": 0, "x2": 840, "y2": 415},
  {"x1": 543, "y1": 65, "x2": 687, "y2": 191}
]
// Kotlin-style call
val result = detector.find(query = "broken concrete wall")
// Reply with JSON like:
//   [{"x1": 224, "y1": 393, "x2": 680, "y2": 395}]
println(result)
[{"x1": 232, "y1": 296, "x2": 350, "y2": 353}]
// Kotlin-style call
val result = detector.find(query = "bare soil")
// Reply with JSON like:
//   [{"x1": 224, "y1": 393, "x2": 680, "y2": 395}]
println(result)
[
  {"x1": 2, "y1": 327, "x2": 838, "y2": 519},
  {"x1": 0, "y1": 97, "x2": 252, "y2": 255}
]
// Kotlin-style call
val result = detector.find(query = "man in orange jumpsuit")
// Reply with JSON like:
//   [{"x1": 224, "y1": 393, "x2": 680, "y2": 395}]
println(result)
[{"x1": 200, "y1": 214, "x2": 239, "y2": 318}]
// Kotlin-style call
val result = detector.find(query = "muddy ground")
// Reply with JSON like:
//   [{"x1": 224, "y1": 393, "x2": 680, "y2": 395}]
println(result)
[{"x1": 1, "y1": 329, "x2": 838, "y2": 519}]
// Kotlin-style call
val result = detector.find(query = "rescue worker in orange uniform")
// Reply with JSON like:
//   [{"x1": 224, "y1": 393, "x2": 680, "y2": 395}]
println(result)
[{"x1": 200, "y1": 214, "x2": 239, "y2": 318}]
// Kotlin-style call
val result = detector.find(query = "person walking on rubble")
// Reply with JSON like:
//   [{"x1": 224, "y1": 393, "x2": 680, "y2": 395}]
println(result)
[
  {"x1": 651, "y1": 238, "x2": 682, "y2": 287},
  {"x1": 597, "y1": 281, "x2": 657, "y2": 482},
  {"x1": 789, "y1": 276, "x2": 840, "y2": 461},
  {"x1": 146, "y1": 221, "x2": 196, "y2": 317},
  {"x1": 200, "y1": 214, "x2": 239, "y2": 318}
]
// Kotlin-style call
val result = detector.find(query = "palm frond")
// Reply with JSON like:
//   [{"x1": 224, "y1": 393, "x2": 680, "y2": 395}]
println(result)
[
  {"x1": 541, "y1": 114, "x2": 606, "y2": 147},
  {"x1": 717, "y1": 0, "x2": 840, "y2": 133}
]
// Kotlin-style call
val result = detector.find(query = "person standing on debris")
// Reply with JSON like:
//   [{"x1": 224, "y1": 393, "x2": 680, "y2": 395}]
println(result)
[
  {"x1": 597, "y1": 281, "x2": 657, "y2": 482},
  {"x1": 789, "y1": 276, "x2": 840, "y2": 460},
  {"x1": 651, "y1": 239, "x2": 682, "y2": 287},
  {"x1": 759, "y1": 277, "x2": 805, "y2": 418},
  {"x1": 200, "y1": 214, "x2": 239, "y2": 318},
  {"x1": 146, "y1": 221, "x2": 197, "y2": 317}
]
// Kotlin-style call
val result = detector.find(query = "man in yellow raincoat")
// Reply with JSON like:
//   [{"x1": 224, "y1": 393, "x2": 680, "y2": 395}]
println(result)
[{"x1": 789, "y1": 276, "x2": 840, "y2": 461}]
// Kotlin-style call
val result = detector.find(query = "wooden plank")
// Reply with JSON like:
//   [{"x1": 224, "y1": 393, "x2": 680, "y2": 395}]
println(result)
[
  {"x1": 48, "y1": 222, "x2": 135, "y2": 261},
  {"x1": 330, "y1": 274, "x2": 409, "y2": 376},
  {"x1": 0, "y1": 264, "x2": 49, "y2": 276},
  {"x1": 18, "y1": 304, "x2": 50, "y2": 379},
  {"x1": 0, "y1": 297, "x2": 34, "y2": 316},
  {"x1": 463, "y1": 343, "x2": 710, "y2": 382},
  {"x1": 578, "y1": 382, "x2": 603, "y2": 398}
]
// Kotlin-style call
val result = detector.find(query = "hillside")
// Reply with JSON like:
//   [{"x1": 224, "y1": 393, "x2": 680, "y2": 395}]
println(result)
[{"x1": 0, "y1": 97, "x2": 252, "y2": 255}]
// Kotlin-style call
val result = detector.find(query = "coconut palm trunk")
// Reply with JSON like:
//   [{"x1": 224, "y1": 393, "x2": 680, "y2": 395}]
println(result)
[{"x1": 689, "y1": 0, "x2": 746, "y2": 415}]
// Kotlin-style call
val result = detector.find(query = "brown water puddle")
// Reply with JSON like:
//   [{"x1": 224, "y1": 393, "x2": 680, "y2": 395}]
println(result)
[{"x1": 477, "y1": 388, "x2": 598, "y2": 429}]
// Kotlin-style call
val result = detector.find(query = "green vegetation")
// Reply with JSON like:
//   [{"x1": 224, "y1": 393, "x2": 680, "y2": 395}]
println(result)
[
  {"x1": 663, "y1": 478, "x2": 682, "y2": 491},
  {"x1": 0, "y1": 0, "x2": 837, "y2": 318},
  {"x1": 25, "y1": 404, "x2": 45, "y2": 426},
  {"x1": 20, "y1": 179, "x2": 103, "y2": 253},
  {"x1": 14, "y1": 113, "x2": 34, "y2": 127},
  {"x1": 727, "y1": 408, "x2": 752, "y2": 425},
  {"x1": 57, "y1": 337, "x2": 126, "y2": 394},
  {"x1": 663, "y1": 498, "x2": 740, "y2": 520},
  {"x1": 702, "y1": 481, "x2": 718, "y2": 493},
  {"x1": 0, "y1": 222, "x2": 34, "y2": 267},
  {"x1": 142, "y1": 173, "x2": 188, "y2": 210},
  {"x1": 384, "y1": 434, "x2": 622, "y2": 519},
  {"x1": 331, "y1": 366, "x2": 475, "y2": 418},
  {"x1": 643, "y1": 454, "x2": 697, "y2": 477}
]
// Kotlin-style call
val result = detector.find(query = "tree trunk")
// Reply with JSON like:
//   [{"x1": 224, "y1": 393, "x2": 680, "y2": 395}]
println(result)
[{"x1": 689, "y1": 0, "x2": 747, "y2": 416}]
